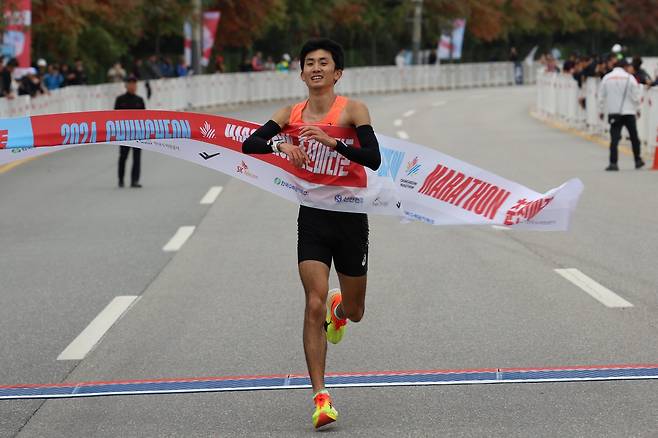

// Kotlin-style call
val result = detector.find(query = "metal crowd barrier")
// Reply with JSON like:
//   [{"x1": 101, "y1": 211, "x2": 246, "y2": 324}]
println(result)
[
  {"x1": 535, "y1": 70, "x2": 658, "y2": 163},
  {"x1": 0, "y1": 62, "x2": 534, "y2": 119}
]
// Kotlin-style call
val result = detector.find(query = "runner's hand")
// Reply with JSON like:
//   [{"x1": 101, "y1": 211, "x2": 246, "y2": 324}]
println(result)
[
  {"x1": 299, "y1": 126, "x2": 338, "y2": 149},
  {"x1": 279, "y1": 143, "x2": 310, "y2": 168}
]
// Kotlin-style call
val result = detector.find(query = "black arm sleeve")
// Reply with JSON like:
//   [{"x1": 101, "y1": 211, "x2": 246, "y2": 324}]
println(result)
[
  {"x1": 242, "y1": 120, "x2": 282, "y2": 154},
  {"x1": 335, "y1": 124, "x2": 381, "y2": 171}
]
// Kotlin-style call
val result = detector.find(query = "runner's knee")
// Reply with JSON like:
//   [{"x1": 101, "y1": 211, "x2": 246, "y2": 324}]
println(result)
[{"x1": 304, "y1": 294, "x2": 325, "y2": 323}]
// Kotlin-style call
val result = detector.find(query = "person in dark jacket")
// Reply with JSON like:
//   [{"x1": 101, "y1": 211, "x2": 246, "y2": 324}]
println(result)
[{"x1": 114, "y1": 75, "x2": 146, "y2": 187}]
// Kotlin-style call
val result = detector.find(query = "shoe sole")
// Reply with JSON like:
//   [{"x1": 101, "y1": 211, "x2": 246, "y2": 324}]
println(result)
[{"x1": 314, "y1": 410, "x2": 337, "y2": 429}]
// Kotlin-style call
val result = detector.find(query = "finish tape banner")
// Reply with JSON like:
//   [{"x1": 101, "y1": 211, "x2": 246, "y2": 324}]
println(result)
[{"x1": 0, "y1": 110, "x2": 583, "y2": 230}]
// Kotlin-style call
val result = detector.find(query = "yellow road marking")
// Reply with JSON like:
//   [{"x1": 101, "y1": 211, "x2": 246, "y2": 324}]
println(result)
[
  {"x1": 529, "y1": 111, "x2": 632, "y2": 156},
  {"x1": 0, "y1": 156, "x2": 40, "y2": 174}
]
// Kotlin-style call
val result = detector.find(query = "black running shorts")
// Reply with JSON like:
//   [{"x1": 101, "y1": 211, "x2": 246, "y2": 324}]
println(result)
[{"x1": 297, "y1": 205, "x2": 369, "y2": 277}]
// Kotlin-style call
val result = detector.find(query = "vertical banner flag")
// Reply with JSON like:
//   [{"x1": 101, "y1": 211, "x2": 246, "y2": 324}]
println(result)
[
  {"x1": 2, "y1": 0, "x2": 31, "y2": 67},
  {"x1": 183, "y1": 21, "x2": 192, "y2": 68},
  {"x1": 438, "y1": 18, "x2": 466, "y2": 60},
  {"x1": 437, "y1": 35, "x2": 451, "y2": 60},
  {"x1": 451, "y1": 19, "x2": 466, "y2": 60},
  {"x1": 201, "y1": 11, "x2": 220, "y2": 67}
]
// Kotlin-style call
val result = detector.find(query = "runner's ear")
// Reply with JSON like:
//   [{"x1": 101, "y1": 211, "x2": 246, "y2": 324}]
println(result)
[{"x1": 334, "y1": 69, "x2": 342, "y2": 84}]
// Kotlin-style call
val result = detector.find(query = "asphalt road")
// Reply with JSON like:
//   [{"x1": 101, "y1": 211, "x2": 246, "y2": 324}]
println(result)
[{"x1": 1, "y1": 86, "x2": 656, "y2": 437}]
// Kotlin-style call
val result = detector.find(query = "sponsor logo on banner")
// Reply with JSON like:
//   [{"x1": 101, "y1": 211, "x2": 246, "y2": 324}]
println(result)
[
  {"x1": 503, "y1": 197, "x2": 554, "y2": 225},
  {"x1": 406, "y1": 156, "x2": 421, "y2": 176},
  {"x1": 236, "y1": 160, "x2": 257, "y2": 179},
  {"x1": 200, "y1": 121, "x2": 216, "y2": 139},
  {"x1": 0, "y1": 130, "x2": 8, "y2": 148},
  {"x1": 139, "y1": 140, "x2": 180, "y2": 152},
  {"x1": 404, "y1": 210, "x2": 435, "y2": 225},
  {"x1": 378, "y1": 147, "x2": 405, "y2": 180},
  {"x1": 335, "y1": 194, "x2": 364, "y2": 204},
  {"x1": 273, "y1": 177, "x2": 308, "y2": 196},
  {"x1": 199, "y1": 151, "x2": 220, "y2": 160},
  {"x1": 400, "y1": 178, "x2": 418, "y2": 189},
  {"x1": 418, "y1": 163, "x2": 511, "y2": 221}
]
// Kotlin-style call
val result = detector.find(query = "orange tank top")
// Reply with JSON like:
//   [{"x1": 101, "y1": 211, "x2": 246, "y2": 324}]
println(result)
[{"x1": 288, "y1": 95, "x2": 348, "y2": 127}]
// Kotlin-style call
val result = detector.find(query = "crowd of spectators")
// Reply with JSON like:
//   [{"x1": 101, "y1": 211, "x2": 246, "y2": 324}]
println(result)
[
  {"x1": 0, "y1": 57, "x2": 89, "y2": 99},
  {"x1": 541, "y1": 47, "x2": 657, "y2": 89},
  {"x1": 538, "y1": 46, "x2": 658, "y2": 110},
  {"x1": 0, "y1": 54, "x2": 196, "y2": 100},
  {"x1": 1, "y1": 50, "x2": 304, "y2": 100},
  {"x1": 239, "y1": 51, "x2": 300, "y2": 73}
]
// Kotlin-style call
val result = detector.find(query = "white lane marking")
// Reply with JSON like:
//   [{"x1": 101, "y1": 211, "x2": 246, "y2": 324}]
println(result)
[
  {"x1": 393, "y1": 119, "x2": 403, "y2": 127},
  {"x1": 163, "y1": 226, "x2": 196, "y2": 252},
  {"x1": 200, "y1": 186, "x2": 223, "y2": 205},
  {"x1": 554, "y1": 269, "x2": 633, "y2": 308},
  {"x1": 57, "y1": 296, "x2": 140, "y2": 360},
  {"x1": 396, "y1": 131, "x2": 409, "y2": 140},
  {"x1": 491, "y1": 225, "x2": 511, "y2": 231},
  {"x1": 403, "y1": 109, "x2": 416, "y2": 118},
  {"x1": 431, "y1": 100, "x2": 447, "y2": 107}
]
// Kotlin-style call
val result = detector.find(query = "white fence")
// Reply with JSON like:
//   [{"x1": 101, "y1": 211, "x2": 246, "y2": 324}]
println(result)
[
  {"x1": 0, "y1": 62, "x2": 535, "y2": 119},
  {"x1": 536, "y1": 70, "x2": 658, "y2": 163}
]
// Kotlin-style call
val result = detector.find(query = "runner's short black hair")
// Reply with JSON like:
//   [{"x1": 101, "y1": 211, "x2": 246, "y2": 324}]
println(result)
[{"x1": 300, "y1": 38, "x2": 344, "y2": 70}]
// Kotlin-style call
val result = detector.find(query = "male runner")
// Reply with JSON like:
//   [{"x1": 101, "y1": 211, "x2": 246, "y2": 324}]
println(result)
[{"x1": 242, "y1": 38, "x2": 381, "y2": 429}]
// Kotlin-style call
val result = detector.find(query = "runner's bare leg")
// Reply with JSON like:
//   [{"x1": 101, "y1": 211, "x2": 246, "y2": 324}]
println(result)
[
  {"x1": 337, "y1": 273, "x2": 367, "y2": 322},
  {"x1": 299, "y1": 260, "x2": 331, "y2": 393}
]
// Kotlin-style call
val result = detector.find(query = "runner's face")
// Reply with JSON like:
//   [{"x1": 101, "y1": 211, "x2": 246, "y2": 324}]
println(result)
[{"x1": 301, "y1": 49, "x2": 342, "y2": 89}]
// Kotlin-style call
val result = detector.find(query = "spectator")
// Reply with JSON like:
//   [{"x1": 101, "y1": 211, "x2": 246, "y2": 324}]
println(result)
[
  {"x1": 18, "y1": 67, "x2": 46, "y2": 97},
  {"x1": 175, "y1": 56, "x2": 188, "y2": 77},
  {"x1": 68, "y1": 59, "x2": 88, "y2": 85},
  {"x1": 428, "y1": 49, "x2": 437, "y2": 65},
  {"x1": 114, "y1": 75, "x2": 146, "y2": 188},
  {"x1": 598, "y1": 58, "x2": 644, "y2": 171},
  {"x1": 36, "y1": 58, "x2": 48, "y2": 76},
  {"x1": 1, "y1": 58, "x2": 17, "y2": 98},
  {"x1": 276, "y1": 53, "x2": 290, "y2": 72},
  {"x1": 395, "y1": 49, "x2": 406, "y2": 67},
  {"x1": 562, "y1": 53, "x2": 578, "y2": 74},
  {"x1": 509, "y1": 47, "x2": 523, "y2": 84},
  {"x1": 158, "y1": 56, "x2": 175, "y2": 78},
  {"x1": 144, "y1": 55, "x2": 163, "y2": 79},
  {"x1": 214, "y1": 54, "x2": 225, "y2": 73},
  {"x1": 251, "y1": 51, "x2": 264, "y2": 71},
  {"x1": 289, "y1": 56, "x2": 300, "y2": 72},
  {"x1": 264, "y1": 55, "x2": 275, "y2": 71},
  {"x1": 107, "y1": 62, "x2": 127, "y2": 83},
  {"x1": 43, "y1": 64, "x2": 64, "y2": 90},
  {"x1": 59, "y1": 63, "x2": 71, "y2": 87},
  {"x1": 631, "y1": 56, "x2": 651, "y2": 85},
  {"x1": 139, "y1": 56, "x2": 162, "y2": 100},
  {"x1": 544, "y1": 54, "x2": 560, "y2": 73}
]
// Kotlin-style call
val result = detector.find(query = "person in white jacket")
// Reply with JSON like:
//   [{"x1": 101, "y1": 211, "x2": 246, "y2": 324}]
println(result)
[{"x1": 598, "y1": 58, "x2": 645, "y2": 171}]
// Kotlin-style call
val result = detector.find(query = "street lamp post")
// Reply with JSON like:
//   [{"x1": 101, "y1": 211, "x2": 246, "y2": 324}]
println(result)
[
  {"x1": 191, "y1": 0, "x2": 202, "y2": 74},
  {"x1": 412, "y1": 0, "x2": 423, "y2": 65}
]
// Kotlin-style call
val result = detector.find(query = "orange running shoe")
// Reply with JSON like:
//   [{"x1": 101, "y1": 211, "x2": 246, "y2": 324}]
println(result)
[
  {"x1": 325, "y1": 288, "x2": 347, "y2": 344},
  {"x1": 312, "y1": 390, "x2": 338, "y2": 429}
]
